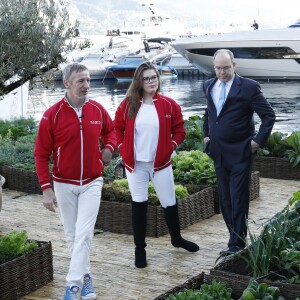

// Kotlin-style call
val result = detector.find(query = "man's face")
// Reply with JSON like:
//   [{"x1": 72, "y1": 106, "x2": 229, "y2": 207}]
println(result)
[
  {"x1": 64, "y1": 70, "x2": 90, "y2": 102},
  {"x1": 214, "y1": 53, "x2": 236, "y2": 82}
]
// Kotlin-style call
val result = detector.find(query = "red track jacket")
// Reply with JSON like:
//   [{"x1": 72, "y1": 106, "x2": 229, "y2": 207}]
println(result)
[
  {"x1": 114, "y1": 93, "x2": 185, "y2": 172},
  {"x1": 34, "y1": 97, "x2": 116, "y2": 191}
]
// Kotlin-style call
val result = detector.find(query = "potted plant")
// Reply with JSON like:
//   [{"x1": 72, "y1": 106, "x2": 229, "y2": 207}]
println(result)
[
  {"x1": 96, "y1": 178, "x2": 215, "y2": 237},
  {"x1": 172, "y1": 150, "x2": 260, "y2": 213},
  {"x1": 0, "y1": 230, "x2": 53, "y2": 300},
  {"x1": 210, "y1": 190, "x2": 300, "y2": 300},
  {"x1": 254, "y1": 131, "x2": 300, "y2": 180}
]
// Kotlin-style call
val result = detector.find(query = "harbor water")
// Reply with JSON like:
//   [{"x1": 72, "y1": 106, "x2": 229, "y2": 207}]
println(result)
[{"x1": 28, "y1": 78, "x2": 300, "y2": 134}]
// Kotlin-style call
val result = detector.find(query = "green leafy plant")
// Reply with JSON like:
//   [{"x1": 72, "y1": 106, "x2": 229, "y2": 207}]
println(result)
[
  {"x1": 0, "y1": 117, "x2": 37, "y2": 141},
  {"x1": 166, "y1": 280, "x2": 232, "y2": 300},
  {"x1": 238, "y1": 190, "x2": 300, "y2": 283},
  {"x1": 177, "y1": 115, "x2": 205, "y2": 152},
  {"x1": 0, "y1": 133, "x2": 37, "y2": 170},
  {"x1": 102, "y1": 178, "x2": 189, "y2": 206},
  {"x1": 172, "y1": 150, "x2": 217, "y2": 185},
  {"x1": 0, "y1": 230, "x2": 38, "y2": 263},
  {"x1": 284, "y1": 132, "x2": 300, "y2": 166},
  {"x1": 102, "y1": 157, "x2": 122, "y2": 179},
  {"x1": 241, "y1": 279, "x2": 284, "y2": 300},
  {"x1": 257, "y1": 131, "x2": 289, "y2": 158},
  {"x1": 256, "y1": 131, "x2": 300, "y2": 167}
]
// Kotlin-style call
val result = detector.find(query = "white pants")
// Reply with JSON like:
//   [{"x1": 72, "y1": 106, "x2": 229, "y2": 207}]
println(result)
[
  {"x1": 54, "y1": 177, "x2": 103, "y2": 288},
  {"x1": 125, "y1": 162, "x2": 176, "y2": 208}
]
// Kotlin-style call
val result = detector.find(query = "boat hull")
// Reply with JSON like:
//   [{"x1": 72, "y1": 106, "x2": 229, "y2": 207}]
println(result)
[
  {"x1": 171, "y1": 28, "x2": 300, "y2": 80},
  {"x1": 107, "y1": 60, "x2": 178, "y2": 81}
]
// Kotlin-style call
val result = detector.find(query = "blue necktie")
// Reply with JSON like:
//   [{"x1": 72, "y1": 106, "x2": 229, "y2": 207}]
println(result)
[{"x1": 217, "y1": 82, "x2": 226, "y2": 116}]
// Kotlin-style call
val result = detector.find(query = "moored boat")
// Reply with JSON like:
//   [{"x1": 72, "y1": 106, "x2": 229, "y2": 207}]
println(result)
[
  {"x1": 106, "y1": 59, "x2": 178, "y2": 81},
  {"x1": 171, "y1": 20, "x2": 300, "y2": 80}
]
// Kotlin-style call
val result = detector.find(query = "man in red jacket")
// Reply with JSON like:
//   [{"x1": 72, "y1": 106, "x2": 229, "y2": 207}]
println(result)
[{"x1": 34, "y1": 63, "x2": 116, "y2": 300}]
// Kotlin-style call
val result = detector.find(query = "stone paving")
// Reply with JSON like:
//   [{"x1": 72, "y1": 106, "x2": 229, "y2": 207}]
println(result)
[{"x1": 0, "y1": 177, "x2": 299, "y2": 300}]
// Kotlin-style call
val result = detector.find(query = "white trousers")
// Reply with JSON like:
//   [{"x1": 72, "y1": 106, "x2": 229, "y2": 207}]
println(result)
[
  {"x1": 54, "y1": 177, "x2": 103, "y2": 288},
  {"x1": 125, "y1": 162, "x2": 176, "y2": 208}
]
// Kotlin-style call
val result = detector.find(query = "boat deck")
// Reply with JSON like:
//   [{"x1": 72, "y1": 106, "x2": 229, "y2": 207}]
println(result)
[{"x1": 1, "y1": 177, "x2": 300, "y2": 300}]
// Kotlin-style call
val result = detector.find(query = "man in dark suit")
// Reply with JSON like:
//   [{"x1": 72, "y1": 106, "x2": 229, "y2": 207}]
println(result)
[{"x1": 203, "y1": 49, "x2": 275, "y2": 255}]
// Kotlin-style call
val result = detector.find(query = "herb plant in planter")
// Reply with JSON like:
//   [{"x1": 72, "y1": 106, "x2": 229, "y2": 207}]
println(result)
[
  {"x1": 0, "y1": 230, "x2": 38, "y2": 264},
  {"x1": 166, "y1": 280, "x2": 233, "y2": 300},
  {"x1": 0, "y1": 230, "x2": 53, "y2": 300},
  {"x1": 96, "y1": 178, "x2": 215, "y2": 237},
  {"x1": 102, "y1": 178, "x2": 189, "y2": 206},
  {"x1": 254, "y1": 131, "x2": 300, "y2": 180},
  {"x1": 211, "y1": 190, "x2": 300, "y2": 300},
  {"x1": 172, "y1": 150, "x2": 217, "y2": 186}
]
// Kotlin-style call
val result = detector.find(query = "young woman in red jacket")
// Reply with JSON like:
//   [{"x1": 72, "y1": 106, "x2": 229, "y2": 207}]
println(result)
[{"x1": 114, "y1": 61, "x2": 199, "y2": 269}]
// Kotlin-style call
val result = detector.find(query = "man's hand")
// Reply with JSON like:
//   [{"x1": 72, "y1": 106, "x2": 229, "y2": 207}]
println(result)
[
  {"x1": 42, "y1": 188, "x2": 57, "y2": 212},
  {"x1": 102, "y1": 148, "x2": 113, "y2": 166},
  {"x1": 251, "y1": 140, "x2": 260, "y2": 153},
  {"x1": 204, "y1": 137, "x2": 210, "y2": 144}
]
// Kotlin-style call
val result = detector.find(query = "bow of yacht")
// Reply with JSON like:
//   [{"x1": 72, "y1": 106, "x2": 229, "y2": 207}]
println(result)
[{"x1": 171, "y1": 21, "x2": 300, "y2": 80}]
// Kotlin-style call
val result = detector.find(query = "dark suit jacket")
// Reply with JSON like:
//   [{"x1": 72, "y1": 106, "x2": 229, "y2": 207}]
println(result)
[{"x1": 203, "y1": 74, "x2": 275, "y2": 166}]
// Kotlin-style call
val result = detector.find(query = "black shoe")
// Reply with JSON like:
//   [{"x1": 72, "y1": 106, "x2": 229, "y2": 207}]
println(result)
[
  {"x1": 163, "y1": 204, "x2": 199, "y2": 253},
  {"x1": 171, "y1": 237, "x2": 199, "y2": 252},
  {"x1": 135, "y1": 248, "x2": 147, "y2": 268},
  {"x1": 219, "y1": 246, "x2": 243, "y2": 256}
]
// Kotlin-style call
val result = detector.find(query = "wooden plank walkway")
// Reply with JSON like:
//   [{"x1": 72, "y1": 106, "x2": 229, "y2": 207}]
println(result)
[{"x1": 1, "y1": 177, "x2": 300, "y2": 300}]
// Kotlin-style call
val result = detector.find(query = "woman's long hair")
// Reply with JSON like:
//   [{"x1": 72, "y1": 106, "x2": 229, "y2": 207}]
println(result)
[{"x1": 126, "y1": 61, "x2": 161, "y2": 118}]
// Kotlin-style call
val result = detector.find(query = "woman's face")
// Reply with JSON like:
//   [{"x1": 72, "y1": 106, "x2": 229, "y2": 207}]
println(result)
[{"x1": 141, "y1": 69, "x2": 158, "y2": 97}]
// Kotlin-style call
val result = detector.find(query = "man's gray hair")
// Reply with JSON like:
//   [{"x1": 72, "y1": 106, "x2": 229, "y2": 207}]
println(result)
[
  {"x1": 213, "y1": 49, "x2": 234, "y2": 62},
  {"x1": 62, "y1": 63, "x2": 88, "y2": 81}
]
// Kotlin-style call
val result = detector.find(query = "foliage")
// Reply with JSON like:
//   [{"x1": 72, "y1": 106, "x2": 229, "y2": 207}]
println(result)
[
  {"x1": 102, "y1": 178, "x2": 189, "y2": 206},
  {"x1": 166, "y1": 280, "x2": 232, "y2": 300},
  {"x1": 178, "y1": 115, "x2": 205, "y2": 152},
  {"x1": 257, "y1": 132, "x2": 288, "y2": 158},
  {"x1": 0, "y1": 230, "x2": 38, "y2": 263},
  {"x1": 283, "y1": 132, "x2": 300, "y2": 167},
  {"x1": 0, "y1": 132, "x2": 36, "y2": 170},
  {"x1": 240, "y1": 190, "x2": 300, "y2": 281},
  {"x1": 279, "y1": 241, "x2": 300, "y2": 283},
  {"x1": 0, "y1": 117, "x2": 37, "y2": 140},
  {"x1": 239, "y1": 222, "x2": 277, "y2": 278},
  {"x1": 241, "y1": 279, "x2": 284, "y2": 300},
  {"x1": 172, "y1": 150, "x2": 217, "y2": 185},
  {"x1": 102, "y1": 157, "x2": 122, "y2": 179},
  {"x1": 257, "y1": 131, "x2": 300, "y2": 166},
  {"x1": 0, "y1": 0, "x2": 86, "y2": 96}
]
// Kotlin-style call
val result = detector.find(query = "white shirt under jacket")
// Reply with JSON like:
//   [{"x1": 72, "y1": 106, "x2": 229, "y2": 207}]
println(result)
[
  {"x1": 134, "y1": 103, "x2": 159, "y2": 162},
  {"x1": 211, "y1": 74, "x2": 235, "y2": 111}
]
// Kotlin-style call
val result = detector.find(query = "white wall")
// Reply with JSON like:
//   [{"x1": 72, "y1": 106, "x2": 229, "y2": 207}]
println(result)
[{"x1": 0, "y1": 81, "x2": 29, "y2": 120}]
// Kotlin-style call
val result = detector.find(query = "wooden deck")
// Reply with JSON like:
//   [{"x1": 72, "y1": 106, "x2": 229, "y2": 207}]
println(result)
[{"x1": 1, "y1": 177, "x2": 300, "y2": 300}]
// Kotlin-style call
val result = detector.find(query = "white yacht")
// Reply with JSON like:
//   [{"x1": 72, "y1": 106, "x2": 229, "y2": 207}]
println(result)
[{"x1": 171, "y1": 21, "x2": 300, "y2": 80}]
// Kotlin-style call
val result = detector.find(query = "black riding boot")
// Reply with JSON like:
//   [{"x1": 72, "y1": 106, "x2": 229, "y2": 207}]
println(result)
[
  {"x1": 163, "y1": 204, "x2": 199, "y2": 252},
  {"x1": 131, "y1": 201, "x2": 148, "y2": 268}
]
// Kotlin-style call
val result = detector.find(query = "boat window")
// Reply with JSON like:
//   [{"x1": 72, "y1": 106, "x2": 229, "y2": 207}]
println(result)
[{"x1": 188, "y1": 47, "x2": 297, "y2": 59}]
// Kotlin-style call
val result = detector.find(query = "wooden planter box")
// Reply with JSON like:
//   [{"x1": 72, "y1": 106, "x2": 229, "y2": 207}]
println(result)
[
  {"x1": 252, "y1": 156, "x2": 300, "y2": 180},
  {"x1": 96, "y1": 187, "x2": 215, "y2": 237},
  {"x1": 0, "y1": 241, "x2": 53, "y2": 300},
  {"x1": 210, "y1": 249, "x2": 300, "y2": 300},
  {"x1": 154, "y1": 272, "x2": 241, "y2": 300},
  {"x1": 0, "y1": 166, "x2": 42, "y2": 195}
]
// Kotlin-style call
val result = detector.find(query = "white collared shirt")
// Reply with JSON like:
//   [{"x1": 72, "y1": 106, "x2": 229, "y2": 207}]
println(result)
[{"x1": 211, "y1": 75, "x2": 235, "y2": 109}]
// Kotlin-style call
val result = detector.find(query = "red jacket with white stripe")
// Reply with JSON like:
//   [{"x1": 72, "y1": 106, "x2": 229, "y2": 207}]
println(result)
[
  {"x1": 34, "y1": 97, "x2": 116, "y2": 191},
  {"x1": 114, "y1": 93, "x2": 185, "y2": 172}
]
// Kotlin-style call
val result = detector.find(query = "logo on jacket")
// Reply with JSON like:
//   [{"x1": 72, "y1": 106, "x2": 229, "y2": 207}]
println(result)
[
  {"x1": 165, "y1": 114, "x2": 171, "y2": 118},
  {"x1": 90, "y1": 121, "x2": 102, "y2": 124}
]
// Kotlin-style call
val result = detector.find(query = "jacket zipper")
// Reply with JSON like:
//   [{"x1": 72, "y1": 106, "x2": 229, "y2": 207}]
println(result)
[{"x1": 79, "y1": 115, "x2": 83, "y2": 185}]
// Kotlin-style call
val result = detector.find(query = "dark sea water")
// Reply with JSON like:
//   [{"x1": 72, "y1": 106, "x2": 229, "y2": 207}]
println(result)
[{"x1": 28, "y1": 78, "x2": 300, "y2": 134}]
